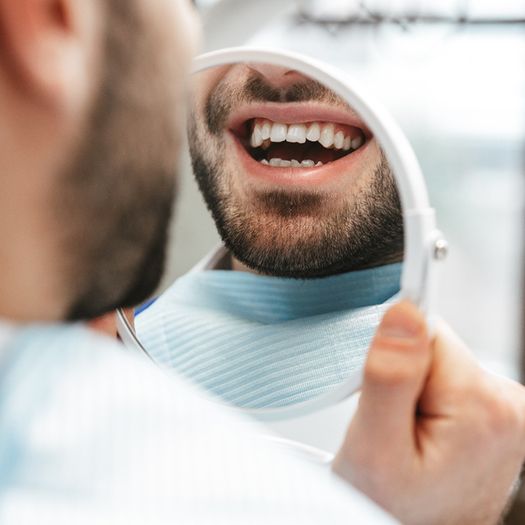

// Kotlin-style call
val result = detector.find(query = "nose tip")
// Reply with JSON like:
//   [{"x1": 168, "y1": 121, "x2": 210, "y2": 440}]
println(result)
[{"x1": 248, "y1": 63, "x2": 306, "y2": 89}]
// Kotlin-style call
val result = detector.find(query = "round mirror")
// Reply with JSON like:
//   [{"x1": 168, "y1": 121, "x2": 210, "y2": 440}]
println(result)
[{"x1": 118, "y1": 48, "x2": 443, "y2": 422}]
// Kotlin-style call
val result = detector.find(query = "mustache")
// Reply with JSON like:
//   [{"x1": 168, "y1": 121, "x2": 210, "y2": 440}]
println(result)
[{"x1": 204, "y1": 72, "x2": 345, "y2": 136}]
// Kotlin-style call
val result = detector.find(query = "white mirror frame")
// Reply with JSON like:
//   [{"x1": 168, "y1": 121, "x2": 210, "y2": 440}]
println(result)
[{"x1": 117, "y1": 46, "x2": 446, "y2": 422}]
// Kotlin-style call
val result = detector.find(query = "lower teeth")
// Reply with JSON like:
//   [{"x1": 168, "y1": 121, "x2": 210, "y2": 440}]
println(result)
[{"x1": 261, "y1": 158, "x2": 322, "y2": 168}]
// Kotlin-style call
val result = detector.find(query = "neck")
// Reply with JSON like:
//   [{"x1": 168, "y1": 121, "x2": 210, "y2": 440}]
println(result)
[{"x1": 231, "y1": 257, "x2": 256, "y2": 274}]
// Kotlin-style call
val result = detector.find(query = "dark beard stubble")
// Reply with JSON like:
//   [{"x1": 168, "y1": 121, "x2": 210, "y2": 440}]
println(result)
[
  {"x1": 189, "y1": 97, "x2": 404, "y2": 277},
  {"x1": 62, "y1": 1, "x2": 180, "y2": 320}
]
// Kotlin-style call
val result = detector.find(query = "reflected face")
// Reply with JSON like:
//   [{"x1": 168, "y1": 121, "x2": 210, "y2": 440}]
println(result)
[{"x1": 189, "y1": 64, "x2": 403, "y2": 278}]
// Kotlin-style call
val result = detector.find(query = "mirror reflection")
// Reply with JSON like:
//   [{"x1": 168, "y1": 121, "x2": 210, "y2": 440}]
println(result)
[{"x1": 134, "y1": 61, "x2": 404, "y2": 410}]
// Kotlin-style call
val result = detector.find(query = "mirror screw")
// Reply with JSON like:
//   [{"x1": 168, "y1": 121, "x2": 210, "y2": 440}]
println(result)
[{"x1": 434, "y1": 239, "x2": 449, "y2": 261}]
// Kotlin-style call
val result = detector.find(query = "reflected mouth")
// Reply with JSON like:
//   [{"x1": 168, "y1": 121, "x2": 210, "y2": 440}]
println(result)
[
  {"x1": 225, "y1": 103, "x2": 372, "y2": 187},
  {"x1": 232, "y1": 116, "x2": 367, "y2": 169}
]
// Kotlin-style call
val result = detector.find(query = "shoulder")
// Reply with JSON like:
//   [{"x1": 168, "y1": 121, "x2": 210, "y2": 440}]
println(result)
[
  {"x1": 0, "y1": 323, "x2": 397, "y2": 524},
  {"x1": 0, "y1": 322, "x2": 215, "y2": 426}
]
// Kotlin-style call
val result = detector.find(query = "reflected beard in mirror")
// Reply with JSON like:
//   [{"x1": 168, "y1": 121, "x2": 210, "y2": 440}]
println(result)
[
  {"x1": 189, "y1": 65, "x2": 403, "y2": 279},
  {"x1": 60, "y1": 2, "x2": 184, "y2": 320}
]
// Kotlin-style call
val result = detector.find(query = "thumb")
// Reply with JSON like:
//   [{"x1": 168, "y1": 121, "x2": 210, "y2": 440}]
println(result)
[{"x1": 352, "y1": 301, "x2": 431, "y2": 450}]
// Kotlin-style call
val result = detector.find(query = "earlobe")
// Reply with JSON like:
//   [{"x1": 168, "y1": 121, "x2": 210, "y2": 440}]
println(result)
[{"x1": 0, "y1": 0, "x2": 91, "y2": 110}]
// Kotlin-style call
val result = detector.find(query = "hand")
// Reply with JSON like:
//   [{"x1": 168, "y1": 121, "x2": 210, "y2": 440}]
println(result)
[{"x1": 333, "y1": 301, "x2": 525, "y2": 525}]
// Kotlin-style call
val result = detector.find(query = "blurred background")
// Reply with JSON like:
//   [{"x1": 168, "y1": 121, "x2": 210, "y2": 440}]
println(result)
[{"x1": 166, "y1": 1, "x2": 524, "y2": 518}]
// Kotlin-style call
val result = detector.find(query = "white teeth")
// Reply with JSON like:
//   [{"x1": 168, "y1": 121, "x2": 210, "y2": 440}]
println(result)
[
  {"x1": 287, "y1": 124, "x2": 307, "y2": 144},
  {"x1": 319, "y1": 124, "x2": 335, "y2": 148},
  {"x1": 250, "y1": 125, "x2": 263, "y2": 148},
  {"x1": 267, "y1": 158, "x2": 292, "y2": 168},
  {"x1": 306, "y1": 122, "x2": 321, "y2": 142},
  {"x1": 351, "y1": 136, "x2": 364, "y2": 149},
  {"x1": 250, "y1": 119, "x2": 365, "y2": 155},
  {"x1": 260, "y1": 120, "x2": 271, "y2": 140},
  {"x1": 270, "y1": 123, "x2": 287, "y2": 142},
  {"x1": 334, "y1": 131, "x2": 345, "y2": 150},
  {"x1": 261, "y1": 158, "x2": 323, "y2": 168}
]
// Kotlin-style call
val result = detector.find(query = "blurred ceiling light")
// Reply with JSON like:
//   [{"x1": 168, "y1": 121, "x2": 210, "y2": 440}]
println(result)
[{"x1": 296, "y1": 0, "x2": 525, "y2": 23}]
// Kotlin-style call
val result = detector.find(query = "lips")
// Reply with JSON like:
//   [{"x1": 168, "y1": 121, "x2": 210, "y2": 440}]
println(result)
[
  {"x1": 228, "y1": 102, "x2": 370, "y2": 132},
  {"x1": 225, "y1": 102, "x2": 372, "y2": 187}
]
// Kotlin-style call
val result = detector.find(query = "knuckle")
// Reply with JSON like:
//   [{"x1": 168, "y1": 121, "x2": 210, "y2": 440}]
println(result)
[
  {"x1": 480, "y1": 383, "x2": 524, "y2": 437},
  {"x1": 449, "y1": 370, "x2": 525, "y2": 441}
]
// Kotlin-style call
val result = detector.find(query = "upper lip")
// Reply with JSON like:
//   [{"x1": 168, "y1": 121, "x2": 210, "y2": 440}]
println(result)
[{"x1": 227, "y1": 102, "x2": 372, "y2": 137}]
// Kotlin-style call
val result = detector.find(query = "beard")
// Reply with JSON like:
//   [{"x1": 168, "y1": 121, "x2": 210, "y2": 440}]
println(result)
[
  {"x1": 60, "y1": 1, "x2": 182, "y2": 320},
  {"x1": 188, "y1": 72, "x2": 404, "y2": 279}
]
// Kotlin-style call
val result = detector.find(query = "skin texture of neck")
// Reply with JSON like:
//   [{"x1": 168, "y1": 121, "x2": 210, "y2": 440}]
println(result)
[{"x1": 231, "y1": 257, "x2": 255, "y2": 274}]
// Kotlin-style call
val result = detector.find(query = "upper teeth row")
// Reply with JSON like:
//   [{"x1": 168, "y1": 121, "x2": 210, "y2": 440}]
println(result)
[{"x1": 250, "y1": 120, "x2": 364, "y2": 151}]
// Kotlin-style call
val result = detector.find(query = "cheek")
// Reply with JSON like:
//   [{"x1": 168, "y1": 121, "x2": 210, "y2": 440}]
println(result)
[
  {"x1": 147, "y1": 0, "x2": 200, "y2": 103},
  {"x1": 171, "y1": 0, "x2": 201, "y2": 67},
  {"x1": 342, "y1": 142, "x2": 383, "y2": 191}
]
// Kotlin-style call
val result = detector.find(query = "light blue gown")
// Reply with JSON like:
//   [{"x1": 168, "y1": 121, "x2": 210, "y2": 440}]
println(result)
[
  {"x1": 0, "y1": 322, "x2": 396, "y2": 524},
  {"x1": 137, "y1": 262, "x2": 402, "y2": 408}
]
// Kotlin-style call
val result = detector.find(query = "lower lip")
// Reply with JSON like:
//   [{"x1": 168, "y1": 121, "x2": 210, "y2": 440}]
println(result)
[{"x1": 228, "y1": 132, "x2": 370, "y2": 188}]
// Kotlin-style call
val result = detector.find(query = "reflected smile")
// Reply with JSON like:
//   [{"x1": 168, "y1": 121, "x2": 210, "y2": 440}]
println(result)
[
  {"x1": 226, "y1": 103, "x2": 373, "y2": 187},
  {"x1": 246, "y1": 119, "x2": 366, "y2": 168}
]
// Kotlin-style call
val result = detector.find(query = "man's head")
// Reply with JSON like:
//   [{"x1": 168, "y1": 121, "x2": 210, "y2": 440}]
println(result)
[
  {"x1": 0, "y1": 0, "x2": 199, "y2": 321},
  {"x1": 189, "y1": 63, "x2": 403, "y2": 278}
]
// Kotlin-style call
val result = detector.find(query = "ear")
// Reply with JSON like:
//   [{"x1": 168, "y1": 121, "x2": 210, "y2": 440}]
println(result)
[{"x1": 0, "y1": 0, "x2": 101, "y2": 111}]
